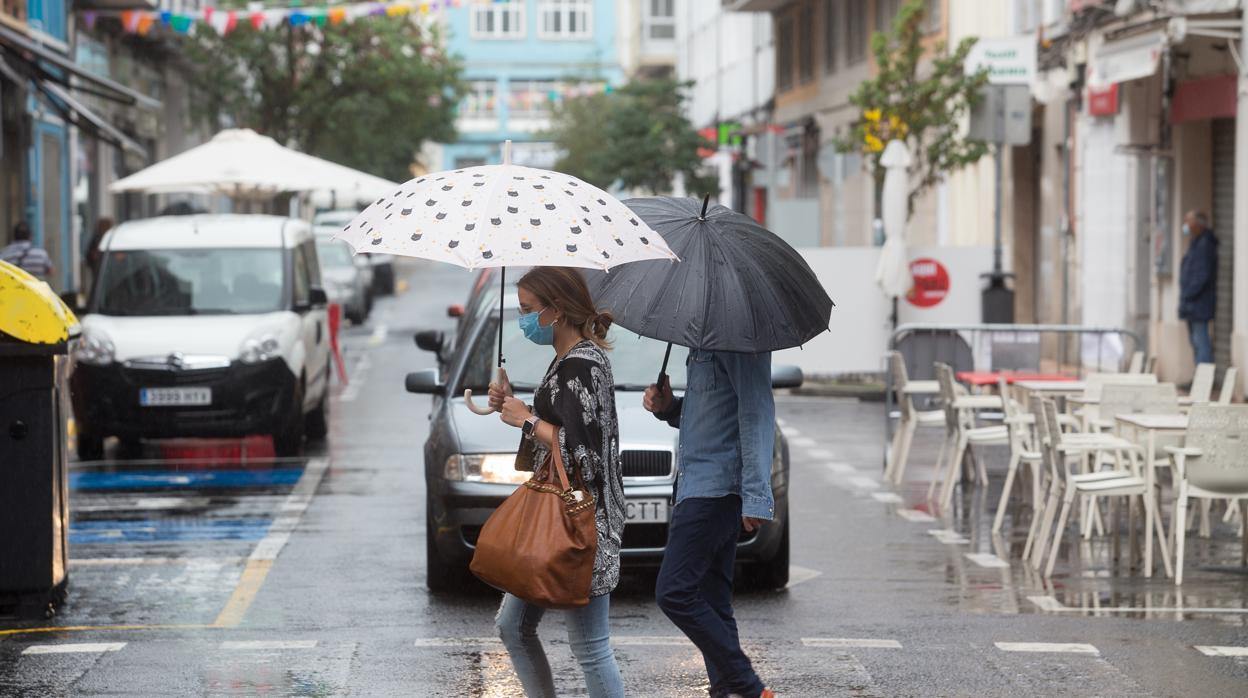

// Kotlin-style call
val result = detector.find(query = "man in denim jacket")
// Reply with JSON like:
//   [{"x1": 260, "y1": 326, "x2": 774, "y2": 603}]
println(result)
[{"x1": 644, "y1": 349, "x2": 775, "y2": 698}]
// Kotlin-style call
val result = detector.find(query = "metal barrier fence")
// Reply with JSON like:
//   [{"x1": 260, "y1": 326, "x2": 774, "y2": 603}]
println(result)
[{"x1": 883, "y1": 323, "x2": 1142, "y2": 456}]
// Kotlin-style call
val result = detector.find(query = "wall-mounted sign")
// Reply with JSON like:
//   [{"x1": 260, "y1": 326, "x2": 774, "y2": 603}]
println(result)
[
  {"x1": 1087, "y1": 84, "x2": 1120, "y2": 116},
  {"x1": 906, "y1": 257, "x2": 950, "y2": 308},
  {"x1": 965, "y1": 38, "x2": 1037, "y2": 85}
]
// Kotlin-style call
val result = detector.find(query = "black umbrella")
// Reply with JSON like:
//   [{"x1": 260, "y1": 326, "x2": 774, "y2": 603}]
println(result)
[{"x1": 587, "y1": 195, "x2": 834, "y2": 383}]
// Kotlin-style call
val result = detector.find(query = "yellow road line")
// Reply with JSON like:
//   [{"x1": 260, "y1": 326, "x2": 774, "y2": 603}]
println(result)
[
  {"x1": 396, "y1": 278, "x2": 409, "y2": 294},
  {"x1": 211, "y1": 559, "x2": 273, "y2": 628}
]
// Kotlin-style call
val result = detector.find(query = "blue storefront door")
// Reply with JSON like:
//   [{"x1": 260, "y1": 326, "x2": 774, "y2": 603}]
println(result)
[{"x1": 27, "y1": 120, "x2": 71, "y2": 292}]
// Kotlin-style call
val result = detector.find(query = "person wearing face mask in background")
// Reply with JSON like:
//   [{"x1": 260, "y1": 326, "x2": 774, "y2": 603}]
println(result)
[
  {"x1": 1179, "y1": 210, "x2": 1218, "y2": 366},
  {"x1": 486, "y1": 266, "x2": 626, "y2": 698}
]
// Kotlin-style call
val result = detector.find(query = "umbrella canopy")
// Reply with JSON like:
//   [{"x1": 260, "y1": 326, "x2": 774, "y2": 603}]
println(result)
[
  {"x1": 109, "y1": 128, "x2": 396, "y2": 201},
  {"x1": 333, "y1": 164, "x2": 676, "y2": 271},
  {"x1": 875, "y1": 140, "x2": 912, "y2": 299},
  {"x1": 585, "y1": 196, "x2": 833, "y2": 355},
  {"x1": 0, "y1": 260, "x2": 78, "y2": 344}
]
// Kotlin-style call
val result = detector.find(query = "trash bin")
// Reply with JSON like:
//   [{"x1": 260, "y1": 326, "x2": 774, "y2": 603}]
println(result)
[
  {"x1": 0, "y1": 260, "x2": 79, "y2": 618},
  {"x1": 981, "y1": 271, "x2": 1015, "y2": 324}
]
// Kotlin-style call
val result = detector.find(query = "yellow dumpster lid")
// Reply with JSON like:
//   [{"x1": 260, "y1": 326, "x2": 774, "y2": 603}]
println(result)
[{"x1": 0, "y1": 259, "x2": 80, "y2": 344}]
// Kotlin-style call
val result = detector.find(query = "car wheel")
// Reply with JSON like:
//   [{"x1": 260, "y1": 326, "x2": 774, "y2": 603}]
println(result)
[
  {"x1": 426, "y1": 506, "x2": 468, "y2": 593},
  {"x1": 375, "y1": 265, "x2": 395, "y2": 295},
  {"x1": 306, "y1": 374, "x2": 330, "y2": 441},
  {"x1": 347, "y1": 304, "x2": 365, "y2": 325},
  {"x1": 742, "y1": 519, "x2": 790, "y2": 591},
  {"x1": 274, "y1": 381, "x2": 306, "y2": 457},
  {"x1": 77, "y1": 431, "x2": 104, "y2": 461}
]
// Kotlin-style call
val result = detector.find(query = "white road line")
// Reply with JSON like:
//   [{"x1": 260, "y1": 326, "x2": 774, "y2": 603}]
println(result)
[
  {"x1": 790, "y1": 437, "x2": 818, "y2": 448},
  {"x1": 927, "y1": 529, "x2": 969, "y2": 544},
  {"x1": 995, "y1": 642, "x2": 1099, "y2": 655},
  {"x1": 871, "y1": 492, "x2": 904, "y2": 504},
  {"x1": 367, "y1": 323, "x2": 388, "y2": 346},
  {"x1": 1194, "y1": 646, "x2": 1248, "y2": 657},
  {"x1": 221, "y1": 640, "x2": 318, "y2": 651},
  {"x1": 848, "y1": 476, "x2": 880, "y2": 490},
  {"x1": 249, "y1": 458, "x2": 329, "y2": 562},
  {"x1": 781, "y1": 426, "x2": 800, "y2": 437},
  {"x1": 825, "y1": 462, "x2": 857, "y2": 475},
  {"x1": 413, "y1": 638, "x2": 503, "y2": 648},
  {"x1": 785, "y1": 565, "x2": 823, "y2": 589},
  {"x1": 612, "y1": 636, "x2": 695, "y2": 647},
  {"x1": 806, "y1": 448, "x2": 835, "y2": 460},
  {"x1": 339, "y1": 355, "x2": 372, "y2": 403},
  {"x1": 22, "y1": 643, "x2": 126, "y2": 655},
  {"x1": 964, "y1": 553, "x2": 1010, "y2": 569},
  {"x1": 1027, "y1": 595, "x2": 1069, "y2": 612},
  {"x1": 896, "y1": 509, "x2": 936, "y2": 523},
  {"x1": 71, "y1": 556, "x2": 245, "y2": 567},
  {"x1": 802, "y1": 638, "x2": 903, "y2": 649}
]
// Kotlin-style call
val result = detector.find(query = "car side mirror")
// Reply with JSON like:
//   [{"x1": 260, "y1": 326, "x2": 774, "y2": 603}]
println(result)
[
  {"x1": 405, "y1": 368, "x2": 444, "y2": 394},
  {"x1": 308, "y1": 286, "x2": 329, "y2": 308},
  {"x1": 414, "y1": 330, "x2": 447, "y2": 362},
  {"x1": 771, "y1": 364, "x2": 803, "y2": 389},
  {"x1": 447, "y1": 304, "x2": 465, "y2": 318}
]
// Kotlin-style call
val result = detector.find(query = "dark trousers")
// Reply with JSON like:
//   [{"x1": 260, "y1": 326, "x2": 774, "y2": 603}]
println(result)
[{"x1": 656, "y1": 495, "x2": 763, "y2": 698}]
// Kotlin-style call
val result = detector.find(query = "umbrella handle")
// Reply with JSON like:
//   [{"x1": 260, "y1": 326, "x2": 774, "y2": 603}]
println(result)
[
  {"x1": 656, "y1": 342, "x2": 673, "y2": 388},
  {"x1": 465, "y1": 366, "x2": 508, "y2": 416}
]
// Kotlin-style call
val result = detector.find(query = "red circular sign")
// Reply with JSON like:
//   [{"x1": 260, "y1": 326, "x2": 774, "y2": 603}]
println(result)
[{"x1": 906, "y1": 257, "x2": 949, "y2": 308}]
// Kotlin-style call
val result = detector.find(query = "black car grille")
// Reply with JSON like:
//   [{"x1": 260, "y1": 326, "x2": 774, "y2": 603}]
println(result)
[{"x1": 621, "y1": 450, "x2": 672, "y2": 478}]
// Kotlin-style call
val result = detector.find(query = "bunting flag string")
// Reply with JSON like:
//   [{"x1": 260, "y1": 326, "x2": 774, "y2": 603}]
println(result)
[{"x1": 94, "y1": 1, "x2": 465, "y2": 38}]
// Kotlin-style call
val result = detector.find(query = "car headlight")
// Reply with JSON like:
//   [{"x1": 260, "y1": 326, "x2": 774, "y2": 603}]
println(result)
[
  {"x1": 74, "y1": 331, "x2": 115, "y2": 366},
  {"x1": 239, "y1": 334, "x2": 282, "y2": 364},
  {"x1": 443, "y1": 454, "x2": 529, "y2": 484}
]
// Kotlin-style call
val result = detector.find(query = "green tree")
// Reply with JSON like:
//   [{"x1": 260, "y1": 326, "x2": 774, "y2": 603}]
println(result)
[
  {"x1": 835, "y1": 0, "x2": 989, "y2": 218},
  {"x1": 181, "y1": 15, "x2": 464, "y2": 181},
  {"x1": 548, "y1": 79, "x2": 717, "y2": 196}
]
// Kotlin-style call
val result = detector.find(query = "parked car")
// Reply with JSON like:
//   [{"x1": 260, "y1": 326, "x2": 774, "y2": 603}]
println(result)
[
  {"x1": 315, "y1": 237, "x2": 370, "y2": 324},
  {"x1": 406, "y1": 270, "x2": 799, "y2": 592},
  {"x1": 314, "y1": 223, "x2": 373, "y2": 315},
  {"x1": 313, "y1": 209, "x2": 395, "y2": 296},
  {"x1": 71, "y1": 214, "x2": 333, "y2": 458}
]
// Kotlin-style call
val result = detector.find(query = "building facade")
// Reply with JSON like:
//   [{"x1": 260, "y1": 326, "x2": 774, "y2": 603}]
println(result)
[{"x1": 438, "y1": 0, "x2": 625, "y2": 171}]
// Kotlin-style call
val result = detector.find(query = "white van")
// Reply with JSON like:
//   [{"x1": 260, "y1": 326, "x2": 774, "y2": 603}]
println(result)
[{"x1": 70, "y1": 215, "x2": 332, "y2": 458}]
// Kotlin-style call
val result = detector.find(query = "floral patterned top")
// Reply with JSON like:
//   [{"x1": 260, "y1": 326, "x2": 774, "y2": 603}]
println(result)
[{"x1": 516, "y1": 340, "x2": 624, "y2": 597}]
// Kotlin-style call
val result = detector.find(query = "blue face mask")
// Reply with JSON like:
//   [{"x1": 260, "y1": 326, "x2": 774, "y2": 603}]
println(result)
[
  {"x1": 518, "y1": 308, "x2": 554, "y2": 345},
  {"x1": 1182, "y1": 223, "x2": 1192, "y2": 238}
]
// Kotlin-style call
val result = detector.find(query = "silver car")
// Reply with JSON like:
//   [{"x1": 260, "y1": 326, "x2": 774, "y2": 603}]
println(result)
[
  {"x1": 315, "y1": 238, "x2": 370, "y2": 324},
  {"x1": 405, "y1": 270, "x2": 798, "y2": 593}
]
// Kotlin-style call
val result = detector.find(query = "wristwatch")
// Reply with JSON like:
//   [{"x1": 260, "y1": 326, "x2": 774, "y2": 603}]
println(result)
[{"x1": 521, "y1": 415, "x2": 540, "y2": 439}]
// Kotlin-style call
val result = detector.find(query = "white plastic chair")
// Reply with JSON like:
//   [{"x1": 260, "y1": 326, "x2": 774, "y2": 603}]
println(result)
[
  {"x1": 932, "y1": 363, "x2": 1007, "y2": 508},
  {"x1": 1168, "y1": 404, "x2": 1248, "y2": 585},
  {"x1": 883, "y1": 352, "x2": 944, "y2": 485},
  {"x1": 1189, "y1": 363, "x2": 1217, "y2": 404},
  {"x1": 1127, "y1": 351, "x2": 1145, "y2": 373},
  {"x1": 1218, "y1": 367, "x2": 1238, "y2": 405},
  {"x1": 993, "y1": 377, "x2": 1044, "y2": 533}
]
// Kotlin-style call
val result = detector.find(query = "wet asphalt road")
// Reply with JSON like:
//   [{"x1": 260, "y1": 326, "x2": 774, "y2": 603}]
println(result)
[{"x1": 2, "y1": 260, "x2": 1248, "y2": 696}]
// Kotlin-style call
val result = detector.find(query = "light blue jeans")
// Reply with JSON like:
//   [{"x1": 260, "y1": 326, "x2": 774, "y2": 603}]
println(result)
[{"x1": 495, "y1": 592, "x2": 624, "y2": 698}]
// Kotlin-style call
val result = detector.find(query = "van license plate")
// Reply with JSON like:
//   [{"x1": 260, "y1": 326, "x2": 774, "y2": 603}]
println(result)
[
  {"x1": 140, "y1": 387, "x2": 212, "y2": 406},
  {"x1": 625, "y1": 498, "x2": 669, "y2": 524}
]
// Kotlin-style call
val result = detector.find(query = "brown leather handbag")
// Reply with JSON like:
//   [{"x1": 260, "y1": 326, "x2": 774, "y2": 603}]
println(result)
[{"x1": 470, "y1": 445, "x2": 598, "y2": 609}]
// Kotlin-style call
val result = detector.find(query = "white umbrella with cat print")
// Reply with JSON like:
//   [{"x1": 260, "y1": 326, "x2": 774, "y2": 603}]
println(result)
[{"x1": 334, "y1": 140, "x2": 678, "y2": 415}]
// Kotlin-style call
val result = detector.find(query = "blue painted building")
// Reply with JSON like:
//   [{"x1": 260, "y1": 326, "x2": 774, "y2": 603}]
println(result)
[{"x1": 440, "y1": 0, "x2": 624, "y2": 170}]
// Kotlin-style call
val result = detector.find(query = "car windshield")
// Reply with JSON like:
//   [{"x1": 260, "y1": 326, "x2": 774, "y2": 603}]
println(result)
[
  {"x1": 94, "y1": 248, "x2": 285, "y2": 316},
  {"x1": 316, "y1": 239, "x2": 355, "y2": 270},
  {"x1": 459, "y1": 308, "x2": 688, "y2": 394}
]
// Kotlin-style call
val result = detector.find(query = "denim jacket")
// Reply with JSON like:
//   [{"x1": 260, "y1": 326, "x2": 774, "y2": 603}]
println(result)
[{"x1": 655, "y1": 349, "x2": 775, "y2": 520}]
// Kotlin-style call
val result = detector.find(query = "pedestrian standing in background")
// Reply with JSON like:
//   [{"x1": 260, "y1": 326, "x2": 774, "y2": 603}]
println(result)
[
  {"x1": 644, "y1": 355, "x2": 776, "y2": 698},
  {"x1": 1179, "y1": 210, "x2": 1218, "y2": 366},
  {"x1": 0, "y1": 221, "x2": 54, "y2": 281},
  {"x1": 86, "y1": 217, "x2": 114, "y2": 283}
]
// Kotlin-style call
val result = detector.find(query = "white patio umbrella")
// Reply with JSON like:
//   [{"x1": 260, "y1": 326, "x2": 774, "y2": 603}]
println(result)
[
  {"x1": 109, "y1": 128, "x2": 396, "y2": 201},
  {"x1": 875, "y1": 139, "x2": 913, "y2": 300},
  {"x1": 334, "y1": 141, "x2": 677, "y2": 414}
]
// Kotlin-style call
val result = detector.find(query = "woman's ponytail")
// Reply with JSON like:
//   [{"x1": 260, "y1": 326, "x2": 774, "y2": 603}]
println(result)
[{"x1": 587, "y1": 311, "x2": 613, "y2": 346}]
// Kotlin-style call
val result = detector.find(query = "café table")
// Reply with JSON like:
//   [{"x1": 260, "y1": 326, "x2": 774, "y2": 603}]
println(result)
[
  {"x1": 1114, "y1": 412, "x2": 1188, "y2": 578},
  {"x1": 957, "y1": 371, "x2": 1077, "y2": 388}
]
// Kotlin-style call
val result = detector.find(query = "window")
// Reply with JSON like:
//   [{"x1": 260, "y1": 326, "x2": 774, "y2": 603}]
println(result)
[
  {"x1": 824, "y1": 0, "x2": 838, "y2": 74},
  {"x1": 645, "y1": 0, "x2": 675, "y2": 40},
  {"x1": 508, "y1": 80, "x2": 557, "y2": 120},
  {"x1": 846, "y1": 0, "x2": 867, "y2": 65},
  {"x1": 471, "y1": 1, "x2": 525, "y2": 39},
  {"x1": 292, "y1": 245, "x2": 311, "y2": 307},
  {"x1": 460, "y1": 80, "x2": 498, "y2": 119},
  {"x1": 777, "y1": 13, "x2": 795, "y2": 91},
  {"x1": 922, "y1": 0, "x2": 942, "y2": 34},
  {"x1": 798, "y1": 1, "x2": 815, "y2": 84},
  {"x1": 539, "y1": 0, "x2": 592, "y2": 40},
  {"x1": 95, "y1": 249, "x2": 285, "y2": 316},
  {"x1": 875, "y1": 0, "x2": 901, "y2": 33}
]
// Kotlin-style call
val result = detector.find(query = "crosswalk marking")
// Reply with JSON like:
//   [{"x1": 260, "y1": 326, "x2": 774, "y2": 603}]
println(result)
[
  {"x1": 221, "y1": 640, "x2": 318, "y2": 650},
  {"x1": 806, "y1": 448, "x2": 835, "y2": 459},
  {"x1": 413, "y1": 638, "x2": 502, "y2": 648},
  {"x1": 871, "y1": 492, "x2": 904, "y2": 503},
  {"x1": 965, "y1": 553, "x2": 1010, "y2": 568},
  {"x1": 1194, "y1": 645, "x2": 1248, "y2": 657},
  {"x1": 848, "y1": 475, "x2": 880, "y2": 490},
  {"x1": 781, "y1": 426, "x2": 801, "y2": 437},
  {"x1": 825, "y1": 462, "x2": 857, "y2": 475},
  {"x1": 22, "y1": 643, "x2": 126, "y2": 655},
  {"x1": 896, "y1": 508, "x2": 936, "y2": 522},
  {"x1": 612, "y1": 636, "x2": 694, "y2": 647},
  {"x1": 995, "y1": 642, "x2": 1099, "y2": 655},
  {"x1": 1027, "y1": 595, "x2": 1068, "y2": 612},
  {"x1": 928, "y1": 529, "x2": 969, "y2": 544},
  {"x1": 790, "y1": 437, "x2": 817, "y2": 448},
  {"x1": 802, "y1": 638, "x2": 902, "y2": 649}
]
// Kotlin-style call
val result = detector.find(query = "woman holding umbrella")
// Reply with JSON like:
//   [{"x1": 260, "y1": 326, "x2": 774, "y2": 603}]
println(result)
[{"x1": 487, "y1": 266, "x2": 626, "y2": 698}]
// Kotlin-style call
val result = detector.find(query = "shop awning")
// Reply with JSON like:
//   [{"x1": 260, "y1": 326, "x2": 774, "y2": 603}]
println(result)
[
  {"x1": 1088, "y1": 29, "x2": 1166, "y2": 88},
  {"x1": 0, "y1": 23, "x2": 160, "y2": 110}
]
